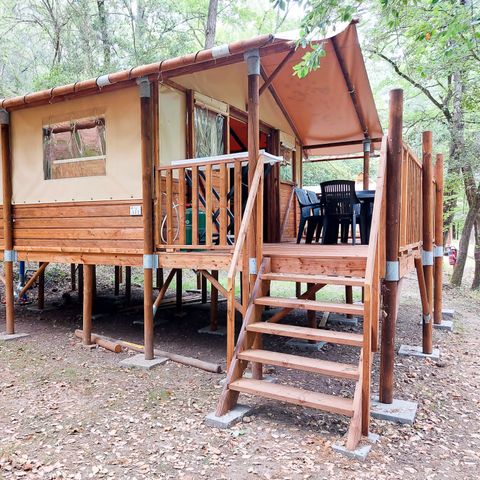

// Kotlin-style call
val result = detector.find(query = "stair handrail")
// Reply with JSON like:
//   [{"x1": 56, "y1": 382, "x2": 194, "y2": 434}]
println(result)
[
  {"x1": 361, "y1": 134, "x2": 387, "y2": 437},
  {"x1": 226, "y1": 153, "x2": 265, "y2": 368},
  {"x1": 365, "y1": 135, "x2": 387, "y2": 286}
]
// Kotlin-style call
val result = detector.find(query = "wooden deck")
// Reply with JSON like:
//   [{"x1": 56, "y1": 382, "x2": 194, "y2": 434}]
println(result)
[{"x1": 157, "y1": 242, "x2": 369, "y2": 276}]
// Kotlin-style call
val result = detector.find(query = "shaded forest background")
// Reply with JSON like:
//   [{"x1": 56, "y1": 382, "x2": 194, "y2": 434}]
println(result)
[{"x1": 0, "y1": 0, "x2": 478, "y2": 287}]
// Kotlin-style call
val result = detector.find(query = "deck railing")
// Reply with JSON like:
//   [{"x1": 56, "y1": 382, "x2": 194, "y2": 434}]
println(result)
[
  {"x1": 155, "y1": 152, "x2": 275, "y2": 252},
  {"x1": 399, "y1": 143, "x2": 423, "y2": 252}
]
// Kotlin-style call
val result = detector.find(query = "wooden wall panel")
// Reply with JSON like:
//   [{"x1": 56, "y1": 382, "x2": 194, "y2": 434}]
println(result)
[
  {"x1": 279, "y1": 181, "x2": 297, "y2": 240},
  {"x1": 0, "y1": 206, "x2": 4, "y2": 248},
  {"x1": 13, "y1": 200, "x2": 144, "y2": 253}
]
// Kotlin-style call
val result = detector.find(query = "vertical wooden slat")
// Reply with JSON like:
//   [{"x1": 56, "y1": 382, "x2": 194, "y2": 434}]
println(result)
[
  {"x1": 166, "y1": 170, "x2": 173, "y2": 245},
  {"x1": 234, "y1": 160, "x2": 242, "y2": 241},
  {"x1": 178, "y1": 168, "x2": 186, "y2": 245},
  {"x1": 220, "y1": 163, "x2": 228, "y2": 245},
  {"x1": 192, "y1": 166, "x2": 199, "y2": 246},
  {"x1": 205, "y1": 164, "x2": 213, "y2": 246}
]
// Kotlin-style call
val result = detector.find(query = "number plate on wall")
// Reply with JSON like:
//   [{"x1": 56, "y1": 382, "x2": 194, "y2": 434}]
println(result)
[{"x1": 130, "y1": 205, "x2": 142, "y2": 216}]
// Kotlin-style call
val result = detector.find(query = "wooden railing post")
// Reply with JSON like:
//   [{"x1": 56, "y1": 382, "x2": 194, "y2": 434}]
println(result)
[
  {"x1": 1, "y1": 109, "x2": 15, "y2": 335},
  {"x1": 138, "y1": 77, "x2": 155, "y2": 361},
  {"x1": 422, "y1": 131, "x2": 434, "y2": 353},
  {"x1": 379, "y1": 89, "x2": 403, "y2": 405},
  {"x1": 434, "y1": 153, "x2": 444, "y2": 324}
]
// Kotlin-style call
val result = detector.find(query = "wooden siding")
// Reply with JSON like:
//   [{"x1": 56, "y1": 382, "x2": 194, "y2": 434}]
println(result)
[
  {"x1": 13, "y1": 200, "x2": 144, "y2": 255},
  {"x1": 279, "y1": 181, "x2": 297, "y2": 240}
]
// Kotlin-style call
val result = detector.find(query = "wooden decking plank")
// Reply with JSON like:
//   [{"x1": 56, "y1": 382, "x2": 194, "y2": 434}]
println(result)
[
  {"x1": 247, "y1": 322, "x2": 363, "y2": 346},
  {"x1": 254, "y1": 296, "x2": 364, "y2": 316},
  {"x1": 238, "y1": 349, "x2": 359, "y2": 380},
  {"x1": 229, "y1": 378, "x2": 354, "y2": 416},
  {"x1": 261, "y1": 272, "x2": 365, "y2": 287}
]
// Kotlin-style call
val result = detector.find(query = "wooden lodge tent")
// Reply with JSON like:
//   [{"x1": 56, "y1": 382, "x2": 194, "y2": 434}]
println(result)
[{"x1": 0, "y1": 21, "x2": 444, "y2": 451}]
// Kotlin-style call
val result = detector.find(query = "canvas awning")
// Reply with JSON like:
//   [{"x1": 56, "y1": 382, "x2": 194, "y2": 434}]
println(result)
[{"x1": 261, "y1": 22, "x2": 383, "y2": 155}]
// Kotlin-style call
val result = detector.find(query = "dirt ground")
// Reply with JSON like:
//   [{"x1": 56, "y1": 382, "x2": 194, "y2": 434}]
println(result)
[{"x1": 0, "y1": 262, "x2": 479, "y2": 479}]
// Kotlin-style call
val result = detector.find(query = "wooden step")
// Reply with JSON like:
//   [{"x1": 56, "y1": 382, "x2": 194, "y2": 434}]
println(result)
[
  {"x1": 261, "y1": 272, "x2": 365, "y2": 287},
  {"x1": 229, "y1": 378, "x2": 354, "y2": 416},
  {"x1": 247, "y1": 322, "x2": 363, "y2": 347},
  {"x1": 238, "y1": 349, "x2": 359, "y2": 380},
  {"x1": 254, "y1": 296, "x2": 364, "y2": 316}
]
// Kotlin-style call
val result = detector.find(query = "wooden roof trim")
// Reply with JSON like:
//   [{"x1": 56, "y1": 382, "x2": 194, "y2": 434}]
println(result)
[
  {"x1": 1, "y1": 34, "x2": 279, "y2": 111},
  {"x1": 330, "y1": 36, "x2": 369, "y2": 139},
  {"x1": 260, "y1": 66, "x2": 303, "y2": 146}
]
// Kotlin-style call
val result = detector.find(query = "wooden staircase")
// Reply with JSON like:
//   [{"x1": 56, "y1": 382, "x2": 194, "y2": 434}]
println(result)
[
  {"x1": 215, "y1": 138, "x2": 386, "y2": 451},
  {"x1": 216, "y1": 251, "x2": 371, "y2": 450}
]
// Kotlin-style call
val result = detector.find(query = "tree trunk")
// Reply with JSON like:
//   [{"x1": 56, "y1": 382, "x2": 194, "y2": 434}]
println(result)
[
  {"x1": 451, "y1": 193, "x2": 480, "y2": 287},
  {"x1": 96, "y1": 0, "x2": 111, "y2": 69},
  {"x1": 472, "y1": 216, "x2": 480, "y2": 289},
  {"x1": 204, "y1": 0, "x2": 219, "y2": 49}
]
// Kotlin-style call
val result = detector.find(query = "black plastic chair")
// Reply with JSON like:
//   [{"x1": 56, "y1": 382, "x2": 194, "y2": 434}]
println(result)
[
  {"x1": 294, "y1": 188, "x2": 323, "y2": 243},
  {"x1": 320, "y1": 180, "x2": 360, "y2": 245},
  {"x1": 306, "y1": 190, "x2": 323, "y2": 242}
]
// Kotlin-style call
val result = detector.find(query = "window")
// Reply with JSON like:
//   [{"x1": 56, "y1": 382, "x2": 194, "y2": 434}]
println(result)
[
  {"x1": 194, "y1": 106, "x2": 225, "y2": 158},
  {"x1": 280, "y1": 145, "x2": 294, "y2": 182},
  {"x1": 43, "y1": 116, "x2": 106, "y2": 180}
]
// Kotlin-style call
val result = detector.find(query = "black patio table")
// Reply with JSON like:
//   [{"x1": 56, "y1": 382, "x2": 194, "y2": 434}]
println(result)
[
  {"x1": 356, "y1": 190, "x2": 376, "y2": 244},
  {"x1": 316, "y1": 189, "x2": 375, "y2": 244}
]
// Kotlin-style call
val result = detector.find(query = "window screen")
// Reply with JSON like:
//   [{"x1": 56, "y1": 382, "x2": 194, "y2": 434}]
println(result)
[
  {"x1": 43, "y1": 116, "x2": 106, "y2": 180},
  {"x1": 194, "y1": 106, "x2": 225, "y2": 158}
]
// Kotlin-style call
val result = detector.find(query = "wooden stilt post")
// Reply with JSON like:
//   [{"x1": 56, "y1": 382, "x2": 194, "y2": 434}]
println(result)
[
  {"x1": 156, "y1": 268, "x2": 164, "y2": 290},
  {"x1": 210, "y1": 270, "x2": 218, "y2": 331},
  {"x1": 38, "y1": 262, "x2": 45, "y2": 310},
  {"x1": 78, "y1": 264, "x2": 84, "y2": 300},
  {"x1": 176, "y1": 269, "x2": 183, "y2": 315},
  {"x1": 363, "y1": 138, "x2": 371, "y2": 190},
  {"x1": 434, "y1": 153, "x2": 444, "y2": 324},
  {"x1": 92, "y1": 265, "x2": 97, "y2": 299},
  {"x1": 307, "y1": 282, "x2": 316, "y2": 343},
  {"x1": 1, "y1": 109, "x2": 14, "y2": 334},
  {"x1": 422, "y1": 131, "x2": 434, "y2": 353},
  {"x1": 125, "y1": 266, "x2": 131, "y2": 303},
  {"x1": 114, "y1": 266, "x2": 120, "y2": 296},
  {"x1": 345, "y1": 285, "x2": 353, "y2": 319},
  {"x1": 201, "y1": 274, "x2": 207, "y2": 304},
  {"x1": 83, "y1": 264, "x2": 94, "y2": 345},
  {"x1": 71, "y1": 264, "x2": 76, "y2": 291},
  {"x1": 415, "y1": 257, "x2": 432, "y2": 353},
  {"x1": 379, "y1": 89, "x2": 403, "y2": 405},
  {"x1": 139, "y1": 77, "x2": 155, "y2": 361}
]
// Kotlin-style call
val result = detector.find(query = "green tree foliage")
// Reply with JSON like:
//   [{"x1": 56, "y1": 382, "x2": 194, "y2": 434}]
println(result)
[{"x1": 0, "y1": 0, "x2": 298, "y2": 97}]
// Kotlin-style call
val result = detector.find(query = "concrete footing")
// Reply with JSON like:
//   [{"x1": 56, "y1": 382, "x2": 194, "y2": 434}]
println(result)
[
  {"x1": 119, "y1": 354, "x2": 168, "y2": 370},
  {"x1": 326, "y1": 313, "x2": 359, "y2": 327},
  {"x1": 434, "y1": 320, "x2": 453, "y2": 332},
  {"x1": 219, "y1": 372, "x2": 276, "y2": 386},
  {"x1": 286, "y1": 339, "x2": 326, "y2": 351},
  {"x1": 371, "y1": 396, "x2": 417, "y2": 424},
  {"x1": 205, "y1": 404, "x2": 252, "y2": 429},
  {"x1": 442, "y1": 308, "x2": 454, "y2": 320},
  {"x1": 198, "y1": 325, "x2": 227, "y2": 336},
  {"x1": 332, "y1": 432, "x2": 379, "y2": 461},
  {"x1": 0, "y1": 332, "x2": 30, "y2": 341},
  {"x1": 398, "y1": 344, "x2": 440, "y2": 360}
]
